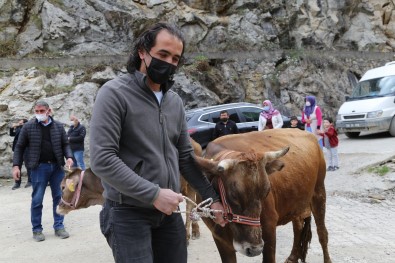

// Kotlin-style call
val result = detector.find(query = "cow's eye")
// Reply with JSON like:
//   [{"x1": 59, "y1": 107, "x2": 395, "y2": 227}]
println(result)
[{"x1": 228, "y1": 193, "x2": 240, "y2": 207}]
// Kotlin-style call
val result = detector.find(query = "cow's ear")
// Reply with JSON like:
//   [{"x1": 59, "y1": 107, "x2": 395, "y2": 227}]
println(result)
[
  {"x1": 265, "y1": 160, "x2": 285, "y2": 175},
  {"x1": 66, "y1": 179, "x2": 76, "y2": 192}
]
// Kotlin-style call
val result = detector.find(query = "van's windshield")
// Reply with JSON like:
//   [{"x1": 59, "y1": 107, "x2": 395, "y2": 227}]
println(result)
[{"x1": 350, "y1": 76, "x2": 395, "y2": 100}]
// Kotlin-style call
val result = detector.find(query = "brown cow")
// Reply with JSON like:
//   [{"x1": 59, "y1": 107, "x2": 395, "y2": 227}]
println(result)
[
  {"x1": 56, "y1": 138, "x2": 202, "y2": 243},
  {"x1": 194, "y1": 129, "x2": 331, "y2": 263}
]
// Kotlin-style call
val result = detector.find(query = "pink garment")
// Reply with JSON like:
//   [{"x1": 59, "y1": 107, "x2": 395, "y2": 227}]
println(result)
[
  {"x1": 301, "y1": 106, "x2": 322, "y2": 127},
  {"x1": 260, "y1": 100, "x2": 280, "y2": 120}
]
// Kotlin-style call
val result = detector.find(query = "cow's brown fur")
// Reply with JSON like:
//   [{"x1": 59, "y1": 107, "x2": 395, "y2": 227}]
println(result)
[
  {"x1": 195, "y1": 129, "x2": 331, "y2": 263},
  {"x1": 56, "y1": 138, "x2": 202, "y2": 244}
]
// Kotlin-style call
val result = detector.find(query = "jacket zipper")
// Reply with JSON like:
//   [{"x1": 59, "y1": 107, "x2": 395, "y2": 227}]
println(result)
[{"x1": 158, "y1": 95, "x2": 172, "y2": 190}]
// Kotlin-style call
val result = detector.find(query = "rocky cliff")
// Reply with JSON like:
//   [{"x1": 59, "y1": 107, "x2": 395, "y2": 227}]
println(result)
[{"x1": 1, "y1": 0, "x2": 395, "y2": 176}]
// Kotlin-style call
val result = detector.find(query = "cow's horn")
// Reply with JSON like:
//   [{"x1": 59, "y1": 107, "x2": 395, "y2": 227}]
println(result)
[
  {"x1": 218, "y1": 159, "x2": 236, "y2": 172},
  {"x1": 264, "y1": 146, "x2": 290, "y2": 161}
]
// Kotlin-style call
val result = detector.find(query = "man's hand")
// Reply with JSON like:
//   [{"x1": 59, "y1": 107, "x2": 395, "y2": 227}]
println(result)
[
  {"x1": 12, "y1": 166, "x2": 21, "y2": 181},
  {"x1": 153, "y1": 189, "x2": 184, "y2": 215},
  {"x1": 65, "y1": 158, "x2": 73, "y2": 169},
  {"x1": 210, "y1": 201, "x2": 227, "y2": 227}
]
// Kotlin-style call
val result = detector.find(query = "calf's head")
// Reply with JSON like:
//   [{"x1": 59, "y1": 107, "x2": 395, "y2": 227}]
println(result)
[
  {"x1": 56, "y1": 168, "x2": 84, "y2": 215},
  {"x1": 56, "y1": 168, "x2": 104, "y2": 215},
  {"x1": 195, "y1": 146, "x2": 289, "y2": 257}
]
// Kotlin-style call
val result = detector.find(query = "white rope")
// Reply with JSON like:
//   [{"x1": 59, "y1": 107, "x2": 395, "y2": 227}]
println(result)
[{"x1": 174, "y1": 196, "x2": 223, "y2": 222}]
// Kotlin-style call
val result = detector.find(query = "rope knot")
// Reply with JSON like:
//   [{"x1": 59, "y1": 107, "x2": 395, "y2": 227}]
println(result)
[{"x1": 176, "y1": 196, "x2": 223, "y2": 222}]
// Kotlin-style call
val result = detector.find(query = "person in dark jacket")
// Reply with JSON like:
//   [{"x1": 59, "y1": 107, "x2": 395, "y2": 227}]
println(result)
[
  {"x1": 67, "y1": 115, "x2": 86, "y2": 170},
  {"x1": 90, "y1": 22, "x2": 226, "y2": 263},
  {"x1": 212, "y1": 110, "x2": 239, "y2": 140},
  {"x1": 12, "y1": 100, "x2": 74, "y2": 242},
  {"x1": 10, "y1": 118, "x2": 31, "y2": 189},
  {"x1": 287, "y1": 116, "x2": 303, "y2": 130}
]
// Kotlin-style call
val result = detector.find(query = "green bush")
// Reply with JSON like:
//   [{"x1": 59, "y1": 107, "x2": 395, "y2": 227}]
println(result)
[{"x1": 367, "y1": 165, "x2": 390, "y2": 176}]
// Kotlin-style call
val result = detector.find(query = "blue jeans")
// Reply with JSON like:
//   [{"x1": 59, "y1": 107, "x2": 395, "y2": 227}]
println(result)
[
  {"x1": 325, "y1": 146, "x2": 339, "y2": 167},
  {"x1": 30, "y1": 163, "x2": 65, "y2": 233},
  {"x1": 100, "y1": 200, "x2": 187, "y2": 263},
  {"x1": 72, "y1": 150, "x2": 85, "y2": 170}
]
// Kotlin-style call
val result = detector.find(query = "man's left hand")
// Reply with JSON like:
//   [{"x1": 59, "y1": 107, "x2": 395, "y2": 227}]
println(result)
[
  {"x1": 210, "y1": 202, "x2": 227, "y2": 227},
  {"x1": 65, "y1": 158, "x2": 73, "y2": 169}
]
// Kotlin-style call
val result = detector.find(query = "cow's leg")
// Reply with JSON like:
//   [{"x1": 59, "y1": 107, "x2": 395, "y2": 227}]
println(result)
[
  {"x1": 284, "y1": 217, "x2": 304, "y2": 263},
  {"x1": 285, "y1": 215, "x2": 312, "y2": 263},
  {"x1": 213, "y1": 232, "x2": 237, "y2": 263},
  {"x1": 185, "y1": 206, "x2": 192, "y2": 244},
  {"x1": 202, "y1": 218, "x2": 237, "y2": 263},
  {"x1": 180, "y1": 178, "x2": 192, "y2": 244},
  {"x1": 184, "y1": 185, "x2": 200, "y2": 243},
  {"x1": 262, "y1": 220, "x2": 277, "y2": 263},
  {"x1": 187, "y1": 186, "x2": 200, "y2": 240},
  {"x1": 191, "y1": 220, "x2": 200, "y2": 239},
  {"x1": 311, "y1": 186, "x2": 332, "y2": 263}
]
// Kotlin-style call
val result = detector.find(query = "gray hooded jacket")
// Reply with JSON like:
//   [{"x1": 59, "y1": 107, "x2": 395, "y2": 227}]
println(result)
[{"x1": 90, "y1": 71, "x2": 218, "y2": 208}]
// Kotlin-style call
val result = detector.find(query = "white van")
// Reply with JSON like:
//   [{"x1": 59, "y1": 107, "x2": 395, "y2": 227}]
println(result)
[{"x1": 336, "y1": 61, "x2": 395, "y2": 138}]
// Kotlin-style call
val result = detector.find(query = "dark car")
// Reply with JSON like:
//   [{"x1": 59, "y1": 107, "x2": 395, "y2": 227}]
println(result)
[{"x1": 186, "y1": 102, "x2": 301, "y2": 148}]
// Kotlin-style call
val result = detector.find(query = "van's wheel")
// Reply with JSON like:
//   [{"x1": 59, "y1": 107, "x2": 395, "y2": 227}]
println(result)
[
  {"x1": 389, "y1": 117, "x2": 395, "y2": 136},
  {"x1": 345, "y1": 132, "x2": 360, "y2": 138}
]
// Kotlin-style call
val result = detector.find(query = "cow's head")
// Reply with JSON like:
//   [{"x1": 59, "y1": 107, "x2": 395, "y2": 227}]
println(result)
[
  {"x1": 195, "y1": 146, "x2": 289, "y2": 257},
  {"x1": 57, "y1": 168, "x2": 104, "y2": 215},
  {"x1": 56, "y1": 167, "x2": 84, "y2": 215}
]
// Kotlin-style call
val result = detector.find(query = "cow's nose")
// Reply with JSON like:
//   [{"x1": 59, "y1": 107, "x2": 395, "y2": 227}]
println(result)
[{"x1": 245, "y1": 245, "x2": 263, "y2": 257}]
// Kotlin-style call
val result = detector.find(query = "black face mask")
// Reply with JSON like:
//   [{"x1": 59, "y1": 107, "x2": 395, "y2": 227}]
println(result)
[{"x1": 144, "y1": 53, "x2": 177, "y2": 84}]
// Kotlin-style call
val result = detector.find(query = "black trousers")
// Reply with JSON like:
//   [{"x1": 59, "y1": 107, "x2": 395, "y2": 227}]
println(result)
[{"x1": 100, "y1": 199, "x2": 187, "y2": 263}]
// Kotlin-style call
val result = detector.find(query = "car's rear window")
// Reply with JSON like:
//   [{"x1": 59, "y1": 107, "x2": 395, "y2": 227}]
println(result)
[{"x1": 238, "y1": 107, "x2": 262, "y2": 122}]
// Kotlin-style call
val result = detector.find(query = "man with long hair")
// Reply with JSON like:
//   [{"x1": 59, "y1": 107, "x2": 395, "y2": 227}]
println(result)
[{"x1": 90, "y1": 22, "x2": 226, "y2": 263}]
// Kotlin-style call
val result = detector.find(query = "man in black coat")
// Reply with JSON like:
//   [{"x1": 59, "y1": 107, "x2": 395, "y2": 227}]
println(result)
[
  {"x1": 212, "y1": 110, "x2": 239, "y2": 140},
  {"x1": 67, "y1": 116, "x2": 86, "y2": 170},
  {"x1": 10, "y1": 118, "x2": 31, "y2": 189},
  {"x1": 12, "y1": 100, "x2": 74, "y2": 242}
]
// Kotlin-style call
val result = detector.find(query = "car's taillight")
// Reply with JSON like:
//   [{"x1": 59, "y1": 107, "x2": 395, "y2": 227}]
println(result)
[{"x1": 188, "y1": 128, "x2": 197, "y2": 134}]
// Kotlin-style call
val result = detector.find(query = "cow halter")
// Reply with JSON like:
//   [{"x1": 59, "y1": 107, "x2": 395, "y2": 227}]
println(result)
[
  {"x1": 60, "y1": 170, "x2": 85, "y2": 209},
  {"x1": 218, "y1": 177, "x2": 261, "y2": 226}
]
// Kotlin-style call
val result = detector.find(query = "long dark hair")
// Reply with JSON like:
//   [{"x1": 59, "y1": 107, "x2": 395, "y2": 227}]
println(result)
[{"x1": 126, "y1": 22, "x2": 185, "y2": 73}]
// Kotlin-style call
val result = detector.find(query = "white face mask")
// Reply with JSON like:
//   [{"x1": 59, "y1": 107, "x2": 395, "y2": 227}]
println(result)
[
  {"x1": 305, "y1": 101, "x2": 311, "y2": 107},
  {"x1": 35, "y1": 113, "x2": 48, "y2": 122},
  {"x1": 70, "y1": 121, "x2": 75, "y2": 126}
]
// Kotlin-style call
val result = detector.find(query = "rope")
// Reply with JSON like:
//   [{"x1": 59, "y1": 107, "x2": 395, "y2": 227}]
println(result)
[{"x1": 174, "y1": 196, "x2": 223, "y2": 222}]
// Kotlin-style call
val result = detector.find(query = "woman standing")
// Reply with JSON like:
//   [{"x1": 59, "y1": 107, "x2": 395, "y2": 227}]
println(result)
[
  {"x1": 258, "y1": 100, "x2": 283, "y2": 131},
  {"x1": 302, "y1": 95, "x2": 323, "y2": 147}
]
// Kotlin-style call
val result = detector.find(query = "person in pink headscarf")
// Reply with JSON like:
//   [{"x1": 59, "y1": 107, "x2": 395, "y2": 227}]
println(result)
[
  {"x1": 302, "y1": 95, "x2": 323, "y2": 147},
  {"x1": 258, "y1": 100, "x2": 283, "y2": 131}
]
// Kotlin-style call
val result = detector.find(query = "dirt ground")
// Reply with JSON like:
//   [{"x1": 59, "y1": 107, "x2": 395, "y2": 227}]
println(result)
[{"x1": 1, "y1": 133, "x2": 395, "y2": 263}]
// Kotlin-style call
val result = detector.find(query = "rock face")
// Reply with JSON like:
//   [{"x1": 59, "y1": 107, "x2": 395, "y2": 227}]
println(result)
[{"x1": 1, "y1": 0, "x2": 395, "y2": 176}]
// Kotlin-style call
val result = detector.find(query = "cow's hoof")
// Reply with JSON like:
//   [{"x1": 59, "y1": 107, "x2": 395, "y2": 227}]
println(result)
[
  {"x1": 191, "y1": 232, "x2": 200, "y2": 240},
  {"x1": 284, "y1": 256, "x2": 298, "y2": 263}
]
